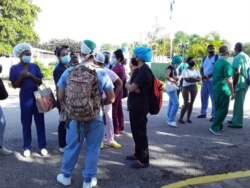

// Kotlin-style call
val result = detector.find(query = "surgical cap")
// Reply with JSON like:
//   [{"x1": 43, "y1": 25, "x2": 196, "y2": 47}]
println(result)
[
  {"x1": 81, "y1": 40, "x2": 96, "y2": 55},
  {"x1": 172, "y1": 55, "x2": 182, "y2": 64},
  {"x1": 133, "y1": 47, "x2": 152, "y2": 62},
  {"x1": 95, "y1": 53, "x2": 105, "y2": 64},
  {"x1": 13, "y1": 43, "x2": 32, "y2": 57}
]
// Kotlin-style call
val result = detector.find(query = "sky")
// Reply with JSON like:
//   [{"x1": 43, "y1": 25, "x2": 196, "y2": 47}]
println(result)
[{"x1": 33, "y1": 0, "x2": 250, "y2": 47}]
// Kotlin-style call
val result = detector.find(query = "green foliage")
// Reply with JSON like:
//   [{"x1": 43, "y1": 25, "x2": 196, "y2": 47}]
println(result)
[
  {"x1": 0, "y1": 0, "x2": 40, "y2": 55},
  {"x1": 34, "y1": 59, "x2": 54, "y2": 80},
  {"x1": 34, "y1": 38, "x2": 81, "y2": 53},
  {"x1": 244, "y1": 42, "x2": 250, "y2": 56},
  {"x1": 100, "y1": 43, "x2": 118, "y2": 52}
]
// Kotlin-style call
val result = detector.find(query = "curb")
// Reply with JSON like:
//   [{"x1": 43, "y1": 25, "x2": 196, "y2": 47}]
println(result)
[{"x1": 162, "y1": 170, "x2": 250, "y2": 188}]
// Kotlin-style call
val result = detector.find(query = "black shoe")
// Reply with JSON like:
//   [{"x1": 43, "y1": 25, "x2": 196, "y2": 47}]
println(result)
[
  {"x1": 131, "y1": 161, "x2": 149, "y2": 169},
  {"x1": 210, "y1": 117, "x2": 215, "y2": 122},
  {"x1": 227, "y1": 120, "x2": 233, "y2": 124},
  {"x1": 126, "y1": 154, "x2": 137, "y2": 161},
  {"x1": 197, "y1": 114, "x2": 206, "y2": 118},
  {"x1": 228, "y1": 125, "x2": 242, "y2": 129}
]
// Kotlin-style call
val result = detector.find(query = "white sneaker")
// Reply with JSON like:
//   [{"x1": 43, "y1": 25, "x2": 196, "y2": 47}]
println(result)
[
  {"x1": 167, "y1": 121, "x2": 177, "y2": 127},
  {"x1": 57, "y1": 174, "x2": 71, "y2": 186},
  {"x1": 59, "y1": 148, "x2": 65, "y2": 153},
  {"x1": 0, "y1": 146, "x2": 13, "y2": 155},
  {"x1": 82, "y1": 177, "x2": 97, "y2": 188},
  {"x1": 91, "y1": 177, "x2": 97, "y2": 187},
  {"x1": 23, "y1": 149, "x2": 31, "y2": 157},
  {"x1": 40, "y1": 148, "x2": 48, "y2": 156}
]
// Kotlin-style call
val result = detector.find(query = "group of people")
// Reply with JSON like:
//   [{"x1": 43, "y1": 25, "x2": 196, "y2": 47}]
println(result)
[
  {"x1": 0, "y1": 39, "x2": 154, "y2": 187},
  {"x1": 0, "y1": 40, "x2": 249, "y2": 188},
  {"x1": 165, "y1": 43, "x2": 249, "y2": 136}
]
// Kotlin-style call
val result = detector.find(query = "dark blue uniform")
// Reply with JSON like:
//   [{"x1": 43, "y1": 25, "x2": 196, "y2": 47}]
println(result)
[
  {"x1": 9, "y1": 63, "x2": 46, "y2": 150},
  {"x1": 53, "y1": 62, "x2": 67, "y2": 148}
]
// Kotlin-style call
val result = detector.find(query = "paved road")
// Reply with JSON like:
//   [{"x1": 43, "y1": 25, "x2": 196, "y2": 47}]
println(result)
[{"x1": 0, "y1": 88, "x2": 250, "y2": 188}]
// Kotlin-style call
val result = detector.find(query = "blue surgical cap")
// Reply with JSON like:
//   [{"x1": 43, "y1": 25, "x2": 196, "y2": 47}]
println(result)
[
  {"x1": 172, "y1": 55, "x2": 182, "y2": 64},
  {"x1": 133, "y1": 47, "x2": 152, "y2": 62}
]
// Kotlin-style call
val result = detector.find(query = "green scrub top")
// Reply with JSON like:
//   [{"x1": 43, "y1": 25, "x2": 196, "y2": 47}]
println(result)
[
  {"x1": 232, "y1": 52, "x2": 249, "y2": 91},
  {"x1": 213, "y1": 58, "x2": 233, "y2": 95}
]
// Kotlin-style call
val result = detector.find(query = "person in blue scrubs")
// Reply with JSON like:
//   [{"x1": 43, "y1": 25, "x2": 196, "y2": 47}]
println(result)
[{"x1": 9, "y1": 43, "x2": 47, "y2": 157}]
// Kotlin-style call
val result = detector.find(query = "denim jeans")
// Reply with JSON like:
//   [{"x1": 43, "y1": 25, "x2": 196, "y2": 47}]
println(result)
[
  {"x1": 166, "y1": 90, "x2": 179, "y2": 122},
  {"x1": 0, "y1": 106, "x2": 6, "y2": 146},
  {"x1": 61, "y1": 117, "x2": 104, "y2": 183},
  {"x1": 200, "y1": 80, "x2": 215, "y2": 117}
]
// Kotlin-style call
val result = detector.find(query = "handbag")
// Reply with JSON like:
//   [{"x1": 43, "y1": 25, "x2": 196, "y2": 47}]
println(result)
[
  {"x1": 0, "y1": 78, "x2": 8, "y2": 100},
  {"x1": 165, "y1": 81, "x2": 179, "y2": 93},
  {"x1": 34, "y1": 83, "x2": 56, "y2": 113}
]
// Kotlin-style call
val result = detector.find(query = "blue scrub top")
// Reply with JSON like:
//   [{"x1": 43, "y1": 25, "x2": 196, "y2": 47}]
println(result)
[{"x1": 9, "y1": 63, "x2": 43, "y2": 91}]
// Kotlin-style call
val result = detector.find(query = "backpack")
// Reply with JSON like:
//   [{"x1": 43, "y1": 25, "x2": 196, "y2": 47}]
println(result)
[
  {"x1": 147, "y1": 68, "x2": 164, "y2": 115},
  {"x1": 65, "y1": 64, "x2": 102, "y2": 122}
]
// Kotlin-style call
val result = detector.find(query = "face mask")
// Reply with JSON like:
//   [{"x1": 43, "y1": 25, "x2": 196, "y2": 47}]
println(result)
[
  {"x1": 208, "y1": 50, "x2": 215, "y2": 56},
  {"x1": 111, "y1": 57, "x2": 116, "y2": 65},
  {"x1": 173, "y1": 64, "x2": 179, "y2": 69},
  {"x1": 131, "y1": 57, "x2": 138, "y2": 66},
  {"x1": 22, "y1": 55, "x2": 31, "y2": 64},
  {"x1": 188, "y1": 61, "x2": 195, "y2": 67},
  {"x1": 60, "y1": 55, "x2": 71, "y2": 64}
]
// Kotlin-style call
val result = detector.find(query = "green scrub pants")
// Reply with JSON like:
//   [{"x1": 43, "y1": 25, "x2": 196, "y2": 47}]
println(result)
[
  {"x1": 231, "y1": 88, "x2": 248, "y2": 126},
  {"x1": 211, "y1": 92, "x2": 230, "y2": 131}
]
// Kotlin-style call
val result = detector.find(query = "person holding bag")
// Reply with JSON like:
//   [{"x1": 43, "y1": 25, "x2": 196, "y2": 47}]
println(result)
[
  {"x1": 9, "y1": 43, "x2": 48, "y2": 157},
  {"x1": 165, "y1": 56, "x2": 182, "y2": 127},
  {"x1": 0, "y1": 64, "x2": 13, "y2": 155}
]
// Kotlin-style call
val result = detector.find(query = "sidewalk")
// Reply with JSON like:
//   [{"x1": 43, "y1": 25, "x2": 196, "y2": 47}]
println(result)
[{"x1": 163, "y1": 170, "x2": 250, "y2": 188}]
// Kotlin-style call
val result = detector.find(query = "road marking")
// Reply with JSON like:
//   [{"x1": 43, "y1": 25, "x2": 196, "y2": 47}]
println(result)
[{"x1": 162, "y1": 170, "x2": 250, "y2": 188}]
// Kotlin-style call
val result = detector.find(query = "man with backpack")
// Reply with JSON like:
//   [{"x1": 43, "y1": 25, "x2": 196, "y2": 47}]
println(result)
[
  {"x1": 125, "y1": 47, "x2": 153, "y2": 169},
  {"x1": 56, "y1": 39, "x2": 115, "y2": 188},
  {"x1": 197, "y1": 44, "x2": 219, "y2": 122},
  {"x1": 227, "y1": 42, "x2": 249, "y2": 128}
]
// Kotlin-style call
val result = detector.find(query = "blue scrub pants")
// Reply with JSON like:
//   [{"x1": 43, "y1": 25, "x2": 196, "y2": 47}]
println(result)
[
  {"x1": 61, "y1": 118, "x2": 104, "y2": 183},
  {"x1": 200, "y1": 80, "x2": 215, "y2": 118},
  {"x1": 20, "y1": 89, "x2": 46, "y2": 150}
]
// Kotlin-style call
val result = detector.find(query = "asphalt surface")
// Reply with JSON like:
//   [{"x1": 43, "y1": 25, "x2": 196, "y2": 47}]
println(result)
[{"x1": 0, "y1": 87, "x2": 250, "y2": 188}]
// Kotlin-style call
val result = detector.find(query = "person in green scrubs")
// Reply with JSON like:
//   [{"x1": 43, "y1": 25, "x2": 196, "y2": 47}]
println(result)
[
  {"x1": 210, "y1": 45, "x2": 234, "y2": 136},
  {"x1": 228, "y1": 42, "x2": 249, "y2": 128}
]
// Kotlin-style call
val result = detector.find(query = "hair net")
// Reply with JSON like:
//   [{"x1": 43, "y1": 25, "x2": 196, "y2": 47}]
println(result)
[
  {"x1": 133, "y1": 47, "x2": 152, "y2": 62},
  {"x1": 95, "y1": 53, "x2": 105, "y2": 64},
  {"x1": 172, "y1": 55, "x2": 182, "y2": 64},
  {"x1": 13, "y1": 43, "x2": 32, "y2": 57}
]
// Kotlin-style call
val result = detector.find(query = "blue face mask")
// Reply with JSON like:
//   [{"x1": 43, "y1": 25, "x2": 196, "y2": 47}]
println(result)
[
  {"x1": 22, "y1": 55, "x2": 31, "y2": 64},
  {"x1": 61, "y1": 55, "x2": 71, "y2": 64},
  {"x1": 111, "y1": 57, "x2": 116, "y2": 65}
]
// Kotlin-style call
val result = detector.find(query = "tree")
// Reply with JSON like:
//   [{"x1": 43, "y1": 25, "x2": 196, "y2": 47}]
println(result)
[
  {"x1": 0, "y1": 0, "x2": 40, "y2": 55},
  {"x1": 244, "y1": 42, "x2": 250, "y2": 56},
  {"x1": 36, "y1": 38, "x2": 82, "y2": 53},
  {"x1": 100, "y1": 43, "x2": 116, "y2": 52}
]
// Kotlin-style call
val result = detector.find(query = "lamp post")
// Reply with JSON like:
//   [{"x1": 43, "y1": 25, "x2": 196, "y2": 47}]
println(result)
[{"x1": 178, "y1": 40, "x2": 189, "y2": 58}]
